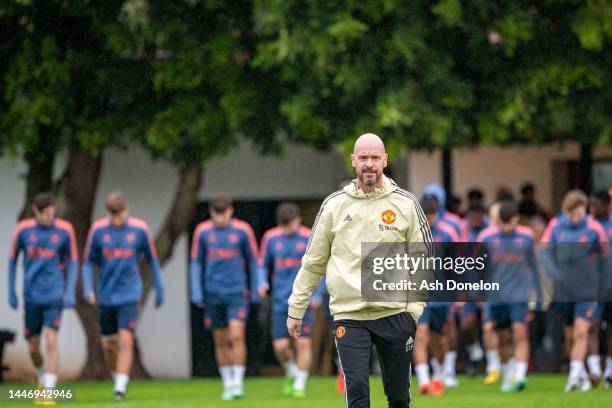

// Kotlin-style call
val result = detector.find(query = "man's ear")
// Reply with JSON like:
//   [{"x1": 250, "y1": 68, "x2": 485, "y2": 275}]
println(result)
[
  {"x1": 351, "y1": 153, "x2": 356, "y2": 168},
  {"x1": 383, "y1": 153, "x2": 388, "y2": 168}
]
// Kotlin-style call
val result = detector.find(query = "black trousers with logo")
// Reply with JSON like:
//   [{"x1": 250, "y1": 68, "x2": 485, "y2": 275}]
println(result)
[{"x1": 334, "y1": 312, "x2": 417, "y2": 408}]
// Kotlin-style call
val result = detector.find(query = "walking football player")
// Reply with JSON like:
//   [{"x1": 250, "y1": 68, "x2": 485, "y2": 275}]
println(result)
[
  {"x1": 259, "y1": 203, "x2": 323, "y2": 398},
  {"x1": 8, "y1": 192, "x2": 78, "y2": 403},
  {"x1": 189, "y1": 195, "x2": 260, "y2": 400},
  {"x1": 82, "y1": 191, "x2": 164, "y2": 401}
]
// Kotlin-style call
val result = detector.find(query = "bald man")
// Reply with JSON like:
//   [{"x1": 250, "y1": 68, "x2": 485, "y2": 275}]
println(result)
[{"x1": 287, "y1": 133, "x2": 433, "y2": 407}]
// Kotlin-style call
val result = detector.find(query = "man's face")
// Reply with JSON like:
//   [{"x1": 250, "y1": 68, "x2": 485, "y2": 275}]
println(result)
[
  {"x1": 109, "y1": 208, "x2": 128, "y2": 227},
  {"x1": 590, "y1": 197, "x2": 608, "y2": 219},
  {"x1": 352, "y1": 148, "x2": 387, "y2": 187},
  {"x1": 33, "y1": 205, "x2": 56, "y2": 226},
  {"x1": 467, "y1": 211, "x2": 485, "y2": 229},
  {"x1": 283, "y1": 217, "x2": 301, "y2": 235},
  {"x1": 567, "y1": 206, "x2": 586, "y2": 225},
  {"x1": 426, "y1": 213, "x2": 437, "y2": 226},
  {"x1": 211, "y1": 207, "x2": 233, "y2": 227},
  {"x1": 500, "y1": 216, "x2": 519, "y2": 235}
]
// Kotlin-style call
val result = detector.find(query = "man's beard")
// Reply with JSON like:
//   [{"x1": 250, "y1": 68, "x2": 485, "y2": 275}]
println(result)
[{"x1": 359, "y1": 171, "x2": 380, "y2": 186}]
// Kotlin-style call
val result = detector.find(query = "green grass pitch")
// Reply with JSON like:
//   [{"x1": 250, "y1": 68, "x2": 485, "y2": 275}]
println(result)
[{"x1": 1, "y1": 375, "x2": 610, "y2": 407}]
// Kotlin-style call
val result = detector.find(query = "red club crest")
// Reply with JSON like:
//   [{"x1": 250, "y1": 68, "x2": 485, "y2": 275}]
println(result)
[
  {"x1": 296, "y1": 242, "x2": 306, "y2": 252},
  {"x1": 275, "y1": 242, "x2": 283, "y2": 251},
  {"x1": 125, "y1": 232, "x2": 136, "y2": 243},
  {"x1": 28, "y1": 232, "x2": 37, "y2": 242},
  {"x1": 381, "y1": 209, "x2": 396, "y2": 225},
  {"x1": 208, "y1": 233, "x2": 217, "y2": 243},
  {"x1": 229, "y1": 233, "x2": 239, "y2": 244},
  {"x1": 50, "y1": 233, "x2": 60, "y2": 244},
  {"x1": 103, "y1": 234, "x2": 111, "y2": 243}
]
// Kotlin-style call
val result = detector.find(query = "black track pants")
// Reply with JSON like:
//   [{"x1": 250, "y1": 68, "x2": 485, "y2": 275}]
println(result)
[{"x1": 334, "y1": 312, "x2": 417, "y2": 408}]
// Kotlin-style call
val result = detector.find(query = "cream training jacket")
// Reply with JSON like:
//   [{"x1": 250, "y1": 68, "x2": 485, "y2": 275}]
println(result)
[{"x1": 288, "y1": 175, "x2": 433, "y2": 322}]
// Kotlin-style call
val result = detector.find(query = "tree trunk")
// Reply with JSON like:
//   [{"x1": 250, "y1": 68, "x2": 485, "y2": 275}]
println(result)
[
  {"x1": 18, "y1": 144, "x2": 203, "y2": 379},
  {"x1": 18, "y1": 128, "x2": 59, "y2": 219},
  {"x1": 54, "y1": 147, "x2": 107, "y2": 380},
  {"x1": 134, "y1": 160, "x2": 203, "y2": 377},
  {"x1": 141, "y1": 160, "x2": 203, "y2": 290}
]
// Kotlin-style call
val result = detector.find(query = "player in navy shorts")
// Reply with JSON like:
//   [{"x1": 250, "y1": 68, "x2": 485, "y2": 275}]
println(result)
[
  {"x1": 588, "y1": 190, "x2": 611, "y2": 386},
  {"x1": 478, "y1": 201, "x2": 539, "y2": 392},
  {"x1": 259, "y1": 203, "x2": 323, "y2": 398},
  {"x1": 189, "y1": 194, "x2": 260, "y2": 400},
  {"x1": 8, "y1": 192, "x2": 78, "y2": 395},
  {"x1": 413, "y1": 198, "x2": 460, "y2": 396},
  {"x1": 541, "y1": 190, "x2": 608, "y2": 391},
  {"x1": 83, "y1": 191, "x2": 164, "y2": 401}
]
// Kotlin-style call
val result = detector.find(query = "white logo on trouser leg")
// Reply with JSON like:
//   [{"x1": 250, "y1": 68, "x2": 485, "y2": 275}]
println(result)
[{"x1": 405, "y1": 336, "x2": 414, "y2": 352}]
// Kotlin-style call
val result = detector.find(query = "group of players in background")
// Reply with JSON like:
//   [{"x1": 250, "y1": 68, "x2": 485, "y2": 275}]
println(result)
[
  {"x1": 7, "y1": 181, "x2": 612, "y2": 403},
  {"x1": 8, "y1": 191, "x2": 164, "y2": 403},
  {"x1": 413, "y1": 183, "x2": 611, "y2": 396}
]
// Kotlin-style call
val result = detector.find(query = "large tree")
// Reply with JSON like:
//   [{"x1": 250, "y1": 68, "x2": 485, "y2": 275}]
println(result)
[
  {"x1": 253, "y1": 0, "x2": 612, "y2": 155},
  {"x1": 0, "y1": 0, "x2": 275, "y2": 379}
]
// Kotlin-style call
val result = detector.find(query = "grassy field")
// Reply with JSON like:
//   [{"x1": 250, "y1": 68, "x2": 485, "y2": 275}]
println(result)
[{"x1": 1, "y1": 375, "x2": 611, "y2": 407}]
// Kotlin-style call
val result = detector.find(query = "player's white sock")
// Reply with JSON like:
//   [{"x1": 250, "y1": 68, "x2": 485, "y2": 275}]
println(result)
[
  {"x1": 486, "y1": 350, "x2": 501, "y2": 373},
  {"x1": 569, "y1": 360, "x2": 585, "y2": 381},
  {"x1": 282, "y1": 360, "x2": 298, "y2": 377},
  {"x1": 604, "y1": 356, "x2": 612, "y2": 377},
  {"x1": 586, "y1": 354, "x2": 602, "y2": 378},
  {"x1": 502, "y1": 358, "x2": 515, "y2": 384},
  {"x1": 35, "y1": 367, "x2": 45, "y2": 385},
  {"x1": 219, "y1": 366, "x2": 233, "y2": 390},
  {"x1": 232, "y1": 365, "x2": 245, "y2": 389},
  {"x1": 430, "y1": 357, "x2": 443, "y2": 380},
  {"x1": 415, "y1": 363, "x2": 430, "y2": 385},
  {"x1": 114, "y1": 373, "x2": 129, "y2": 393},
  {"x1": 293, "y1": 369, "x2": 309, "y2": 391},
  {"x1": 43, "y1": 373, "x2": 57, "y2": 389},
  {"x1": 514, "y1": 361, "x2": 528, "y2": 382},
  {"x1": 443, "y1": 351, "x2": 457, "y2": 377}
]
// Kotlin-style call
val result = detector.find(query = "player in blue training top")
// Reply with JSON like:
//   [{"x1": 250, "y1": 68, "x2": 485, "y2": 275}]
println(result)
[
  {"x1": 82, "y1": 191, "x2": 164, "y2": 401},
  {"x1": 189, "y1": 194, "x2": 260, "y2": 401},
  {"x1": 457, "y1": 201, "x2": 490, "y2": 371},
  {"x1": 477, "y1": 201, "x2": 540, "y2": 392},
  {"x1": 540, "y1": 189, "x2": 608, "y2": 392},
  {"x1": 414, "y1": 198, "x2": 460, "y2": 396},
  {"x1": 8, "y1": 192, "x2": 78, "y2": 395},
  {"x1": 589, "y1": 190, "x2": 612, "y2": 387},
  {"x1": 258, "y1": 203, "x2": 323, "y2": 398},
  {"x1": 423, "y1": 183, "x2": 469, "y2": 241}
]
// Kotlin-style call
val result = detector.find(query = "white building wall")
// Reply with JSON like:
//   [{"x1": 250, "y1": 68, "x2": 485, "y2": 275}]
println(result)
[
  {"x1": 407, "y1": 143, "x2": 612, "y2": 211},
  {"x1": 0, "y1": 146, "x2": 190, "y2": 381},
  {"x1": 0, "y1": 140, "x2": 351, "y2": 382},
  {"x1": 200, "y1": 141, "x2": 352, "y2": 199}
]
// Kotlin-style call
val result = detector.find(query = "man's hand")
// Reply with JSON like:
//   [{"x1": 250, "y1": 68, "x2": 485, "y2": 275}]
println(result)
[
  {"x1": 64, "y1": 295, "x2": 76, "y2": 308},
  {"x1": 258, "y1": 284, "x2": 269, "y2": 299},
  {"x1": 87, "y1": 292, "x2": 96, "y2": 305},
  {"x1": 155, "y1": 292, "x2": 164, "y2": 308},
  {"x1": 287, "y1": 316, "x2": 302, "y2": 339},
  {"x1": 9, "y1": 291, "x2": 18, "y2": 310}
]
